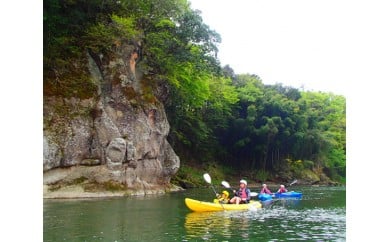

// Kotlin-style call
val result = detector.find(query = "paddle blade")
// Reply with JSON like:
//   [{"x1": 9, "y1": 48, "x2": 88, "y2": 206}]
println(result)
[
  {"x1": 289, "y1": 179, "x2": 298, "y2": 186},
  {"x1": 203, "y1": 173, "x2": 212, "y2": 184},
  {"x1": 221, "y1": 181, "x2": 231, "y2": 188}
]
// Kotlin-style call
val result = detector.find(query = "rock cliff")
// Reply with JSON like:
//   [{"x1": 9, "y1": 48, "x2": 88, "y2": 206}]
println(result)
[{"x1": 43, "y1": 42, "x2": 180, "y2": 198}]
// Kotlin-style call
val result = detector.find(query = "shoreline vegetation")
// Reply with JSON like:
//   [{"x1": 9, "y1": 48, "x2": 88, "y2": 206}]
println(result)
[
  {"x1": 43, "y1": 163, "x2": 342, "y2": 199},
  {"x1": 43, "y1": 182, "x2": 339, "y2": 199}
]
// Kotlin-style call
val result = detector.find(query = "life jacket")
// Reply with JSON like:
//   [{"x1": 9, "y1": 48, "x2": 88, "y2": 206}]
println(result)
[
  {"x1": 261, "y1": 187, "x2": 272, "y2": 194},
  {"x1": 218, "y1": 196, "x2": 229, "y2": 204},
  {"x1": 216, "y1": 192, "x2": 230, "y2": 204},
  {"x1": 236, "y1": 188, "x2": 251, "y2": 202},
  {"x1": 218, "y1": 198, "x2": 229, "y2": 204},
  {"x1": 279, "y1": 188, "x2": 287, "y2": 193}
]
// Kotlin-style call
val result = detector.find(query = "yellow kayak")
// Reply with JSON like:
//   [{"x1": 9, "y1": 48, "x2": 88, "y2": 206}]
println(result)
[{"x1": 185, "y1": 198, "x2": 262, "y2": 212}]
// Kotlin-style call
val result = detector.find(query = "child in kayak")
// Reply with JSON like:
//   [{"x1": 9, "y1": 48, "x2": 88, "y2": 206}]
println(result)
[
  {"x1": 215, "y1": 190, "x2": 230, "y2": 204},
  {"x1": 229, "y1": 179, "x2": 251, "y2": 204},
  {"x1": 260, "y1": 184, "x2": 272, "y2": 194},
  {"x1": 277, "y1": 184, "x2": 288, "y2": 193}
]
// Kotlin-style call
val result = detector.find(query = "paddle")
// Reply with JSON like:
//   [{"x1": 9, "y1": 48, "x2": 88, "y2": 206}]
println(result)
[
  {"x1": 288, "y1": 179, "x2": 298, "y2": 187},
  {"x1": 221, "y1": 180, "x2": 258, "y2": 197},
  {"x1": 203, "y1": 173, "x2": 219, "y2": 196},
  {"x1": 221, "y1": 181, "x2": 234, "y2": 194},
  {"x1": 203, "y1": 173, "x2": 225, "y2": 210}
]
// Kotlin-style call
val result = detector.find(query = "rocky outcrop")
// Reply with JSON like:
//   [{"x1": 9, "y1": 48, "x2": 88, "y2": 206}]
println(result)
[{"x1": 43, "y1": 42, "x2": 180, "y2": 197}]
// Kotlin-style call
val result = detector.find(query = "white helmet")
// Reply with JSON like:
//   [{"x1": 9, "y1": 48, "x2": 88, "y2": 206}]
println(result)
[{"x1": 240, "y1": 179, "x2": 247, "y2": 185}]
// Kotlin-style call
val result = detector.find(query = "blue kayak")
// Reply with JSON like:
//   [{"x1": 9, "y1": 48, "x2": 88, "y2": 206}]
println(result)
[
  {"x1": 274, "y1": 191, "x2": 302, "y2": 199},
  {"x1": 259, "y1": 191, "x2": 303, "y2": 201},
  {"x1": 258, "y1": 193, "x2": 273, "y2": 201}
]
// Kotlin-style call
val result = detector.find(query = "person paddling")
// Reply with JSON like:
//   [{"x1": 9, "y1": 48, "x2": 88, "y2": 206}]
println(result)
[
  {"x1": 229, "y1": 179, "x2": 251, "y2": 204},
  {"x1": 260, "y1": 184, "x2": 272, "y2": 194},
  {"x1": 277, "y1": 184, "x2": 288, "y2": 193}
]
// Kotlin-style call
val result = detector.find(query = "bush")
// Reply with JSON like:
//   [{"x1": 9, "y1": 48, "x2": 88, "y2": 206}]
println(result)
[
  {"x1": 287, "y1": 159, "x2": 304, "y2": 177},
  {"x1": 256, "y1": 169, "x2": 269, "y2": 182},
  {"x1": 303, "y1": 160, "x2": 315, "y2": 169}
]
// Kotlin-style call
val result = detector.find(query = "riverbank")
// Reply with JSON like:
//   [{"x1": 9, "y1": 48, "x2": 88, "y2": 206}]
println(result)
[
  {"x1": 43, "y1": 165, "x2": 185, "y2": 199},
  {"x1": 43, "y1": 184, "x2": 184, "y2": 199},
  {"x1": 43, "y1": 180, "x2": 340, "y2": 199},
  {"x1": 43, "y1": 162, "x2": 343, "y2": 199}
]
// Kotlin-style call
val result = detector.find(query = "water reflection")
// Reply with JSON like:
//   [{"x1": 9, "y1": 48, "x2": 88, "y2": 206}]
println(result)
[
  {"x1": 184, "y1": 209, "x2": 268, "y2": 241},
  {"x1": 185, "y1": 211, "x2": 233, "y2": 240}
]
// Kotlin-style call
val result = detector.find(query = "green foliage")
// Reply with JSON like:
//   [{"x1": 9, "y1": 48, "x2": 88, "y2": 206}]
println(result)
[
  {"x1": 235, "y1": 74, "x2": 264, "y2": 104},
  {"x1": 83, "y1": 15, "x2": 139, "y2": 53},
  {"x1": 302, "y1": 160, "x2": 315, "y2": 169},
  {"x1": 220, "y1": 79, "x2": 345, "y2": 181},
  {"x1": 204, "y1": 162, "x2": 229, "y2": 183},
  {"x1": 43, "y1": 1, "x2": 134, "y2": 97},
  {"x1": 168, "y1": 62, "x2": 211, "y2": 107},
  {"x1": 155, "y1": 18, "x2": 176, "y2": 28},
  {"x1": 287, "y1": 159, "x2": 305, "y2": 176},
  {"x1": 256, "y1": 169, "x2": 269, "y2": 181},
  {"x1": 172, "y1": 161, "x2": 218, "y2": 187},
  {"x1": 300, "y1": 169, "x2": 320, "y2": 182},
  {"x1": 83, "y1": 23, "x2": 116, "y2": 53},
  {"x1": 111, "y1": 14, "x2": 138, "y2": 38}
]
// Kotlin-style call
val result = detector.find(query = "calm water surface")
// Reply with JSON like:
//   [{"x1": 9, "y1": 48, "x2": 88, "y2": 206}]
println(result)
[{"x1": 43, "y1": 186, "x2": 345, "y2": 241}]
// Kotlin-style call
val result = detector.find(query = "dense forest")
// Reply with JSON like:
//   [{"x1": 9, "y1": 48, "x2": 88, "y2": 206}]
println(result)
[{"x1": 44, "y1": 0, "x2": 345, "y2": 184}]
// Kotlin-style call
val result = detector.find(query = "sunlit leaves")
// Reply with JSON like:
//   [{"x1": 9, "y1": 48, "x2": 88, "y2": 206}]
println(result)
[
  {"x1": 111, "y1": 15, "x2": 139, "y2": 39},
  {"x1": 168, "y1": 61, "x2": 211, "y2": 108},
  {"x1": 155, "y1": 18, "x2": 176, "y2": 28},
  {"x1": 235, "y1": 74, "x2": 264, "y2": 103}
]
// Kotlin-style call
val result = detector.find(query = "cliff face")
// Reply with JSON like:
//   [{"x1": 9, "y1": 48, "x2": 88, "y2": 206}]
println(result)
[{"x1": 43, "y1": 43, "x2": 180, "y2": 197}]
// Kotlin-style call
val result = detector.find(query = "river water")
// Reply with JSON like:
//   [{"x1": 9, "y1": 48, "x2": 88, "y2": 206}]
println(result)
[{"x1": 43, "y1": 185, "x2": 345, "y2": 241}]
